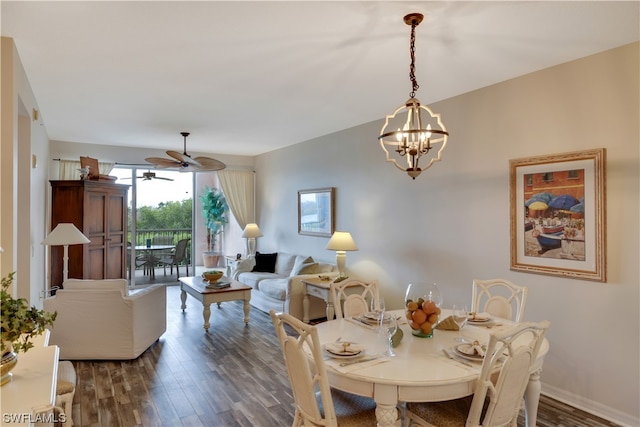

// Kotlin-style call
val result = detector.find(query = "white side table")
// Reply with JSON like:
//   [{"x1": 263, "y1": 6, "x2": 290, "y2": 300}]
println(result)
[
  {"x1": 300, "y1": 277, "x2": 337, "y2": 323},
  {"x1": 224, "y1": 256, "x2": 243, "y2": 278}
]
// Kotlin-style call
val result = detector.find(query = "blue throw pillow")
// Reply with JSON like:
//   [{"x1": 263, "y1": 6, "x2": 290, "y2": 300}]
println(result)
[{"x1": 252, "y1": 252, "x2": 278, "y2": 273}]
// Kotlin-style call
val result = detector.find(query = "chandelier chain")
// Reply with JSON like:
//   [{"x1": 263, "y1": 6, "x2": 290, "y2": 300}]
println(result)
[{"x1": 409, "y1": 20, "x2": 419, "y2": 98}]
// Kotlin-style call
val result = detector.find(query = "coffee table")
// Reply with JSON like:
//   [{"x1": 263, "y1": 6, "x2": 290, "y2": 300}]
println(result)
[{"x1": 178, "y1": 276, "x2": 251, "y2": 332}]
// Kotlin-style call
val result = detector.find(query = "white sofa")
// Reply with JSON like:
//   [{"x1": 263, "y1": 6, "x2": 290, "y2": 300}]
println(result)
[
  {"x1": 44, "y1": 279, "x2": 166, "y2": 360},
  {"x1": 232, "y1": 252, "x2": 337, "y2": 320}
]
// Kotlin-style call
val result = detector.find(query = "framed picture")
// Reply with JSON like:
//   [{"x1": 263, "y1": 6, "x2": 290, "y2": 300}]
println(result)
[
  {"x1": 510, "y1": 149, "x2": 606, "y2": 282},
  {"x1": 298, "y1": 187, "x2": 335, "y2": 237}
]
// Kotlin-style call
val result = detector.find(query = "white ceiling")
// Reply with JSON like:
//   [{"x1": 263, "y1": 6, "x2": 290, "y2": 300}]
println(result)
[{"x1": 2, "y1": 1, "x2": 638, "y2": 157}]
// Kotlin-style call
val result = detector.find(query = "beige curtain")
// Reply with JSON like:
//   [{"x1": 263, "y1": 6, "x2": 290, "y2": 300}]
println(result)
[
  {"x1": 217, "y1": 170, "x2": 255, "y2": 230},
  {"x1": 58, "y1": 160, "x2": 115, "y2": 180}
]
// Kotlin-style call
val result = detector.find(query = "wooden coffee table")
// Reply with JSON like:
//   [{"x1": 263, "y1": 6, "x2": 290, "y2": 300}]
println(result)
[{"x1": 179, "y1": 276, "x2": 251, "y2": 332}]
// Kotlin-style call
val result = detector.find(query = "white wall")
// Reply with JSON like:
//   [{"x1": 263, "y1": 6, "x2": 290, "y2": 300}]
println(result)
[
  {"x1": 1, "y1": 37, "x2": 50, "y2": 305},
  {"x1": 254, "y1": 43, "x2": 639, "y2": 425}
]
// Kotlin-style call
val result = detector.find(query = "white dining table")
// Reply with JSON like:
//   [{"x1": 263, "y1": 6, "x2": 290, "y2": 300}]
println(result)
[{"x1": 313, "y1": 309, "x2": 548, "y2": 427}]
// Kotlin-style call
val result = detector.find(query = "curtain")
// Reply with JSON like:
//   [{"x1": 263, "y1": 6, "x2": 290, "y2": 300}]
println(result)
[
  {"x1": 217, "y1": 170, "x2": 255, "y2": 230},
  {"x1": 58, "y1": 160, "x2": 115, "y2": 180}
]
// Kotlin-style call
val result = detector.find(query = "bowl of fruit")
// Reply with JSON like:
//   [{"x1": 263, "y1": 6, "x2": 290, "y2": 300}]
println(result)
[
  {"x1": 405, "y1": 283, "x2": 442, "y2": 338},
  {"x1": 202, "y1": 270, "x2": 224, "y2": 283}
]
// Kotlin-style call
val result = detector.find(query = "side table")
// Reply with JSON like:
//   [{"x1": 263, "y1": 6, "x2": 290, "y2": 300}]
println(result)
[
  {"x1": 224, "y1": 256, "x2": 243, "y2": 278},
  {"x1": 300, "y1": 276, "x2": 337, "y2": 323}
]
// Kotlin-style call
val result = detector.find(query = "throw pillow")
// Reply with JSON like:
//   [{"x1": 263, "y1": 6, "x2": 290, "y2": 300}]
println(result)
[
  {"x1": 252, "y1": 252, "x2": 278, "y2": 273},
  {"x1": 289, "y1": 255, "x2": 314, "y2": 276},
  {"x1": 295, "y1": 262, "x2": 319, "y2": 275}
]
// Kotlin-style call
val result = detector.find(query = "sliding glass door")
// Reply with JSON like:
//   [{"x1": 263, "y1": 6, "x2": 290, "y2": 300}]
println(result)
[{"x1": 110, "y1": 167, "x2": 194, "y2": 286}]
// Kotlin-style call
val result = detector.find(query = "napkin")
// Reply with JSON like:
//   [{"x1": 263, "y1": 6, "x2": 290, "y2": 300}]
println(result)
[
  {"x1": 435, "y1": 315, "x2": 459, "y2": 331},
  {"x1": 470, "y1": 341, "x2": 486, "y2": 357},
  {"x1": 325, "y1": 341, "x2": 364, "y2": 356},
  {"x1": 468, "y1": 312, "x2": 491, "y2": 321},
  {"x1": 325, "y1": 354, "x2": 389, "y2": 373}
]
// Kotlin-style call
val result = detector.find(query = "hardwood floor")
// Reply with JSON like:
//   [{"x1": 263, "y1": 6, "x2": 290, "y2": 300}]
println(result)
[{"x1": 66, "y1": 284, "x2": 620, "y2": 427}]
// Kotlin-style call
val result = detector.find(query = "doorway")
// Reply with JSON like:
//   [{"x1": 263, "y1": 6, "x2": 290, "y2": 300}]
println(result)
[{"x1": 110, "y1": 167, "x2": 194, "y2": 286}]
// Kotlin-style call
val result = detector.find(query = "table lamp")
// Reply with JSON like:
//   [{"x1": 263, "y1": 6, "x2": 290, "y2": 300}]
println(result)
[
  {"x1": 326, "y1": 231, "x2": 358, "y2": 278},
  {"x1": 42, "y1": 223, "x2": 90, "y2": 283},
  {"x1": 242, "y1": 223, "x2": 263, "y2": 257}
]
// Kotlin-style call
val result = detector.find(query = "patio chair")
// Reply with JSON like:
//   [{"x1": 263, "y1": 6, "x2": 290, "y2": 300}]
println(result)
[{"x1": 158, "y1": 238, "x2": 190, "y2": 278}]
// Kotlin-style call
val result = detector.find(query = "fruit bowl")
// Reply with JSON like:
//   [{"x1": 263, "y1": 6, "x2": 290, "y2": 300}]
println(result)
[
  {"x1": 405, "y1": 283, "x2": 442, "y2": 338},
  {"x1": 202, "y1": 270, "x2": 224, "y2": 282}
]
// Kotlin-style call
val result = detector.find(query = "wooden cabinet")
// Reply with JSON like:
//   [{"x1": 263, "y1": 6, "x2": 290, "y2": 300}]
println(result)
[{"x1": 50, "y1": 180, "x2": 129, "y2": 286}]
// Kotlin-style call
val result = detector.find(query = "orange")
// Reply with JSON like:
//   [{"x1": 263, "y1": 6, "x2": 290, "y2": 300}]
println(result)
[
  {"x1": 410, "y1": 321, "x2": 421, "y2": 330},
  {"x1": 411, "y1": 309, "x2": 427, "y2": 325},
  {"x1": 427, "y1": 313, "x2": 439, "y2": 324},
  {"x1": 407, "y1": 301, "x2": 419, "y2": 311},
  {"x1": 422, "y1": 300, "x2": 437, "y2": 315},
  {"x1": 420, "y1": 321, "x2": 433, "y2": 334}
]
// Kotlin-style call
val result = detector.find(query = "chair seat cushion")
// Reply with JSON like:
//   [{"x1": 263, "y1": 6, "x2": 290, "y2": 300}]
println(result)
[
  {"x1": 318, "y1": 388, "x2": 378, "y2": 426},
  {"x1": 406, "y1": 395, "x2": 473, "y2": 427}
]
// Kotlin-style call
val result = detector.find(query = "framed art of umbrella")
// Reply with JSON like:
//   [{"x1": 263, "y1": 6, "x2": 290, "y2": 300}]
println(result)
[{"x1": 509, "y1": 149, "x2": 606, "y2": 282}]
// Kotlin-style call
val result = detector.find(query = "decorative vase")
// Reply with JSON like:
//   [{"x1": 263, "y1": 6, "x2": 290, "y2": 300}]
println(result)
[
  {"x1": 405, "y1": 283, "x2": 443, "y2": 338},
  {"x1": 202, "y1": 252, "x2": 221, "y2": 268},
  {"x1": 1, "y1": 342, "x2": 18, "y2": 386}
]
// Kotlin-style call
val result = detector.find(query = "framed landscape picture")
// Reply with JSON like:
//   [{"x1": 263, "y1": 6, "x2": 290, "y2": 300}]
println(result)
[
  {"x1": 298, "y1": 187, "x2": 335, "y2": 237},
  {"x1": 509, "y1": 149, "x2": 606, "y2": 282}
]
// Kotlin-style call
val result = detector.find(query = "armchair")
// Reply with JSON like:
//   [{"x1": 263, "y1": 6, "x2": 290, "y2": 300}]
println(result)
[{"x1": 44, "y1": 279, "x2": 166, "y2": 360}]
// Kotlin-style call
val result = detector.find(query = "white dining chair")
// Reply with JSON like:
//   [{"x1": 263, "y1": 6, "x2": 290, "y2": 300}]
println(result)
[
  {"x1": 472, "y1": 279, "x2": 528, "y2": 322},
  {"x1": 405, "y1": 320, "x2": 550, "y2": 427},
  {"x1": 330, "y1": 279, "x2": 380, "y2": 319},
  {"x1": 269, "y1": 310, "x2": 378, "y2": 427}
]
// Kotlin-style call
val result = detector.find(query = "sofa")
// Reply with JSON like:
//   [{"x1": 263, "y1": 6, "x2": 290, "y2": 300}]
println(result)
[
  {"x1": 232, "y1": 252, "x2": 337, "y2": 320},
  {"x1": 43, "y1": 279, "x2": 166, "y2": 360}
]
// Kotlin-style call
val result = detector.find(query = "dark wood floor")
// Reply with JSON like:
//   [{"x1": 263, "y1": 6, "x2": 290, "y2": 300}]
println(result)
[{"x1": 67, "y1": 284, "x2": 620, "y2": 427}]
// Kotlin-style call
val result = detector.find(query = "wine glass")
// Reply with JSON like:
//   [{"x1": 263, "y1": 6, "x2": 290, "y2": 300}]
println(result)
[
  {"x1": 452, "y1": 304, "x2": 469, "y2": 342},
  {"x1": 370, "y1": 296, "x2": 385, "y2": 319},
  {"x1": 380, "y1": 313, "x2": 398, "y2": 357}
]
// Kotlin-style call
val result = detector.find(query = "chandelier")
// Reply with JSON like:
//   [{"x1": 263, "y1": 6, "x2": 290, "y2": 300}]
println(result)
[{"x1": 378, "y1": 13, "x2": 449, "y2": 180}]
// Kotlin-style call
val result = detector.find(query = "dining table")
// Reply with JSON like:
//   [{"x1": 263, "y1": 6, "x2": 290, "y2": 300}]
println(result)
[{"x1": 313, "y1": 309, "x2": 549, "y2": 427}]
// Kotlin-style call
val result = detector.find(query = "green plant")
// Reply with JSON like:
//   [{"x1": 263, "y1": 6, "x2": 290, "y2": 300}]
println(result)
[
  {"x1": 199, "y1": 186, "x2": 229, "y2": 252},
  {"x1": 1, "y1": 272, "x2": 57, "y2": 354}
]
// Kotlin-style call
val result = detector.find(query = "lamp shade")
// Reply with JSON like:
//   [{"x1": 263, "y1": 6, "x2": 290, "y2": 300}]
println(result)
[
  {"x1": 42, "y1": 223, "x2": 90, "y2": 246},
  {"x1": 242, "y1": 223, "x2": 263, "y2": 239},
  {"x1": 326, "y1": 231, "x2": 358, "y2": 251}
]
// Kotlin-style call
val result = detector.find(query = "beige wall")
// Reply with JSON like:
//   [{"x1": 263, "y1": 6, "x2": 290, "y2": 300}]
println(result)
[
  {"x1": 254, "y1": 43, "x2": 639, "y2": 425},
  {"x1": 3, "y1": 31, "x2": 638, "y2": 424}
]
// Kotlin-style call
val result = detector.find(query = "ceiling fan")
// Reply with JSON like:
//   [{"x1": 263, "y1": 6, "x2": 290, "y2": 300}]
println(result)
[
  {"x1": 124, "y1": 170, "x2": 174, "y2": 181},
  {"x1": 145, "y1": 132, "x2": 226, "y2": 172}
]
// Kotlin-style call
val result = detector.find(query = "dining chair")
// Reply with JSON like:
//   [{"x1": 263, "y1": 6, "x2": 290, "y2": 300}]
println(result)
[
  {"x1": 405, "y1": 320, "x2": 550, "y2": 427},
  {"x1": 471, "y1": 279, "x2": 528, "y2": 322},
  {"x1": 158, "y1": 238, "x2": 190, "y2": 278},
  {"x1": 269, "y1": 310, "x2": 378, "y2": 427},
  {"x1": 330, "y1": 279, "x2": 380, "y2": 319}
]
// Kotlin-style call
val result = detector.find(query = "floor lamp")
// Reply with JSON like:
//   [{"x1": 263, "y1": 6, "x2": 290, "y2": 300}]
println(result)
[
  {"x1": 326, "y1": 231, "x2": 358, "y2": 278},
  {"x1": 42, "y1": 223, "x2": 90, "y2": 284},
  {"x1": 242, "y1": 223, "x2": 263, "y2": 258}
]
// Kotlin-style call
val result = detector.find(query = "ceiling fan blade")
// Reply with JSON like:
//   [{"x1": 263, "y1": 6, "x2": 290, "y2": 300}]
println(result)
[
  {"x1": 145, "y1": 157, "x2": 181, "y2": 168},
  {"x1": 192, "y1": 157, "x2": 226, "y2": 171},
  {"x1": 166, "y1": 150, "x2": 188, "y2": 163},
  {"x1": 155, "y1": 176, "x2": 174, "y2": 181}
]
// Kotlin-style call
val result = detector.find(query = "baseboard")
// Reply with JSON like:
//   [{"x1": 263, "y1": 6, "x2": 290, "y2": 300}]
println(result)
[{"x1": 542, "y1": 383, "x2": 639, "y2": 427}]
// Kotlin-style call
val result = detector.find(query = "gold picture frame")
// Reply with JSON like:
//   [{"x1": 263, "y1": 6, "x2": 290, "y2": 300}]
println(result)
[
  {"x1": 298, "y1": 187, "x2": 335, "y2": 237},
  {"x1": 510, "y1": 149, "x2": 606, "y2": 282}
]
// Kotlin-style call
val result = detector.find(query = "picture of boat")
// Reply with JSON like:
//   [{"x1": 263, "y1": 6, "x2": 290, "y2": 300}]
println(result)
[{"x1": 535, "y1": 232, "x2": 563, "y2": 252}]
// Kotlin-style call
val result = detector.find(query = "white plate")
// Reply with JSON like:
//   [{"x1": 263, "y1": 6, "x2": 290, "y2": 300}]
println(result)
[
  {"x1": 453, "y1": 344, "x2": 484, "y2": 361},
  {"x1": 323, "y1": 342, "x2": 364, "y2": 358}
]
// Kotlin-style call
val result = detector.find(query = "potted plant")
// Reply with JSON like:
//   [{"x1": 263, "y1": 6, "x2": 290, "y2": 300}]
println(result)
[
  {"x1": 200, "y1": 186, "x2": 229, "y2": 268},
  {"x1": 1, "y1": 272, "x2": 57, "y2": 385}
]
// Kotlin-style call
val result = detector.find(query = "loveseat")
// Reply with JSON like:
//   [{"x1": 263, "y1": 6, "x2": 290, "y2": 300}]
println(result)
[
  {"x1": 44, "y1": 279, "x2": 166, "y2": 360},
  {"x1": 232, "y1": 252, "x2": 337, "y2": 320}
]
